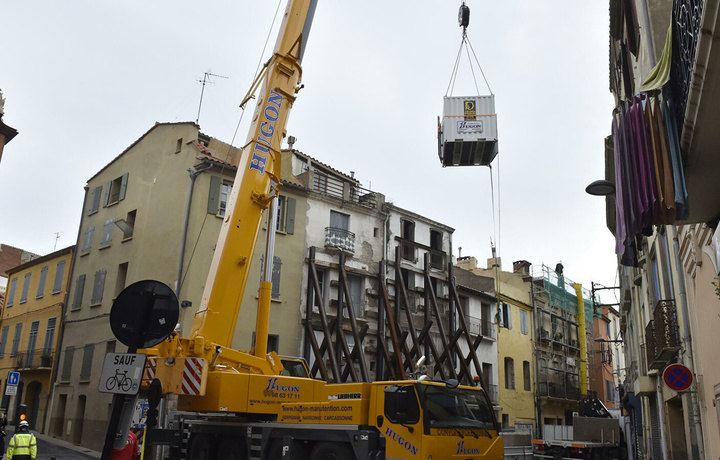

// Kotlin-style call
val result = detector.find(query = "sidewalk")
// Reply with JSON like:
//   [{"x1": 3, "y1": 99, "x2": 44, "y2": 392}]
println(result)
[{"x1": 6, "y1": 425, "x2": 102, "y2": 459}]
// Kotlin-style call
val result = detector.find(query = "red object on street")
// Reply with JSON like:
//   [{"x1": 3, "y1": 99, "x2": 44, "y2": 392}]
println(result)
[{"x1": 111, "y1": 430, "x2": 141, "y2": 460}]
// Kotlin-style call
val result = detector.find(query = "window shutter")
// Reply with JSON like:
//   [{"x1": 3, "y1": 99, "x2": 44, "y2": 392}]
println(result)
[
  {"x1": 11, "y1": 323, "x2": 22, "y2": 356},
  {"x1": 72, "y1": 274, "x2": 86, "y2": 309},
  {"x1": 7, "y1": 278, "x2": 17, "y2": 306},
  {"x1": 103, "y1": 180, "x2": 112, "y2": 207},
  {"x1": 101, "y1": 219, "x2": 114, "y2": 247},
  {"x1": 506, "y1": 303, "x2": 512, "y2": 330},
  {"x1": 82, "y1": 226, "x2": 95, "y2": 253},
  {"x1": 285, "y1": 197, "x2": 296, "y2": 234},
  {"x1": 207, "y1": 176, "x2": 221, "y2": 214},
  {"x1": 89, "y1": 185, "x2": 102, "y2": 214},
  {"x1": 20, "y1": 273, "x2": 31, "y2": 303},
  {"x1": 91, "y1": 269, "x2": 107, "y2": 305},
  {"x1": 61, "y1": 346, "x2": 75, "y2": 381},
  {"x1": 37, "y1": 266, "x2": 48, "y2": 298},
  {"x1": 43, "y1": 317, "x2": 57, "y2": 355},
  {"x1": 53, "y1": 260, "x2": 66, "y2": 294},
  {"x1": 0, "y1": 326, "x2": 8, "y2": 358},
  {"x1": 80, "y1": 344, "x2": 95, "y2": 380},
  {"x1": 271, "y1": 256, "x2": 282, "y2": 299},
  {"x1": 119, "y1": 172, "x2": 129, "y2": 201}
]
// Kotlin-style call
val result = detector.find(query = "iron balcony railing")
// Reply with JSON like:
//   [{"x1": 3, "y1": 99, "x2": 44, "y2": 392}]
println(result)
[
  {"x1": 313, "y1": 172, "x2": 379, "y2": 209},
  {"x1": 670, "y1": 0, "x2": 704, "y2": 135},
  {"x1": 645, "y1": 299, "x2": 681, "y2": 369},
  {"x1": 13, "y1": 349, "x2": 55, "y2": 370},
  {"x1": 467, "y1": 316, "x2": 496, "y2": 340},
  {"x1": 325, "y1": 227, "x2": 355, "y2": 253}
]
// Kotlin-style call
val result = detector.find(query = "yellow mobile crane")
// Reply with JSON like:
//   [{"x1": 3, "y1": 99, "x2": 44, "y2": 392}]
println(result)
[{"x1": 130, "y1": 1, "x2": 505, "y2": 459}]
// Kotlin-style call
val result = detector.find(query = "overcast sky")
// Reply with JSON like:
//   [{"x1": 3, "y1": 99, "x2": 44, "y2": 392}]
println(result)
[{"x1": 0, "y1": 1, "x2": 618, "y2": 303}]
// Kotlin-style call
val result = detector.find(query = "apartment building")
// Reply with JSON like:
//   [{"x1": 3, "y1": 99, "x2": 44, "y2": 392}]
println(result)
[
  {"x1": 596, "y1": 1, "x2": 720, "y2": 458},
  {"x1": 457, "y1": 256, "x2": 535, "y2": 433},
  {"x1": 1, "y1": 246, "x2": 72, "y2": 430}
]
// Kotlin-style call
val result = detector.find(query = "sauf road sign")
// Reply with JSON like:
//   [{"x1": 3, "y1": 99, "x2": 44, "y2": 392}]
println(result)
[
  {"x1": 663, "y1": 363, "x2": 693, "y2": 392},
  {"x1": 99, "y1": 353, "x2": 147, "y2": 395}
]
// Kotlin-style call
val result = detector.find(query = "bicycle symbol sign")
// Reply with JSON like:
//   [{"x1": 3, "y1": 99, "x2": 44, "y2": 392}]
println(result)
[
  {"x1": 99, "y1": 353, "x2": 147, "y2": 395},
  {"x1": 662, "y1": 363, "x2": 693, "y2": 392}
]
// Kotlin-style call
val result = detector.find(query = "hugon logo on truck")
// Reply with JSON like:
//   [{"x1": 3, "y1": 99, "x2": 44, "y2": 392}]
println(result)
[
  {"x1": 385, "y1": 427, "x2": 418, "y2": 455},
  {"x1": 265, "y1": 377, "x2": 300, "y2": 393},
  {"x1": 457, "y1": 440, "x2": 480, "y2": 455},
  {"x1": 249, "y1": 89, "x2": 284, "y2": 174}
]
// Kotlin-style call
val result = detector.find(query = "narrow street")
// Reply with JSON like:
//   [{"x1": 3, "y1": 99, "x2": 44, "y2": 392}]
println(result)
[{"x1": 4, "y1": 426, "x2": 99, "y2": 460}]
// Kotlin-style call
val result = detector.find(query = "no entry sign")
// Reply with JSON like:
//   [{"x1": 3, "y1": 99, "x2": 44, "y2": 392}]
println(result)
[{"x1": 663, "y1": 363, "x2": 693, "y2": 391}]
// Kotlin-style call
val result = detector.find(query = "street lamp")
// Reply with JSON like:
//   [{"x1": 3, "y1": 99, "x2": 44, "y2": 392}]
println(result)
[{"x1": 585, "y1": 179, "x2": 615, "y2": 196}]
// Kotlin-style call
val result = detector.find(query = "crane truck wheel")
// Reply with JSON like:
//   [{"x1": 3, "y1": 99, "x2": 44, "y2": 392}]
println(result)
[
  {"x1": 217, "y1": 436, "x2": 245, "y2": 460},
  {"x1": 309, "y1": 442, "x2": 355, "y2": 460},
  {"x1": 187, "y1": 433, "x2": 215, "y2": 460}
]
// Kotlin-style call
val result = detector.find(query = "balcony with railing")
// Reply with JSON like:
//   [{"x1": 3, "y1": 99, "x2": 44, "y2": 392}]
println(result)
[
  {"x1": 312, "y1": 171, "x2": 380, "y2": 210},
  {"x1": 645, "y1": 300, "x2": 680, "y2": 369},
  {"x1": 467, "y1": 316, "x2": 496, "y2": 340},
  {"x1": 13, "y1": 349, "x2": 55, "y2": 370},
  {"x1": 325, "y1": 227, "x2": 355, "y2": 253}
]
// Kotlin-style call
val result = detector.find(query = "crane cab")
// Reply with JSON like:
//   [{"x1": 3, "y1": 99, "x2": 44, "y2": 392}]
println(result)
[{"x1": 438, "y1": 94, "x2": 498, "y2": 167}]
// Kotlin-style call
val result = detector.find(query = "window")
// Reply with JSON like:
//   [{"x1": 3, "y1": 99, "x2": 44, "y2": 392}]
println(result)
[
  {"x1": 502, "y1": 414, "x2": 509, "y2": 429},
  {"x1": 499, "y1": 303, "x2": 512, "y2": 329},
  {"x1": 80, "y1": 344, "x2": 94, "y2": 381},
  {"x1": 20, "y1": 273, "x2": 31, "y2": 303},
  {"x1": 88, "y1": 185, "x2": 103, "y2": 215},
  {"x1": 176, "y1": 138, "x2": 183, "y2": 153},
  {"x1": 313, "y1": 269, "x2": 326, "y2": 309},
  {"x1": 61, "y1": 346, "x2": 75, "y2": 382},
  {"x1": 401, "y1": 219, "x2": 415, "y2": 260},
  {"x1": 72, "y1": 274, "x2": 86, "y2": 310},
  {"x1": 11, "y1": 323, "x2": 22, "y2": 357},
  {"x1": 81, "y1": 226, "x2": 95, "y2": 254},
  {"x1": 116, "y1": 210, "x2": 136, "y2": 240},
  {"x1": 520, "y1": 309, "x2": 528, "y2": 335},
  {"x1": 91, "y1": 269, "x2": 107, "y2": 305},
  {"x1": 43, "y1": 317, "x2": 57, "y2": 355},
  {"x1": 106, "y1": 340, "x2": 117, "y2": 354},
  {"x1": 251, "y1": 333, "x2": 279, "y2": 354},
  {"x1": 115, "y1": 262, "x2": 129, "y2": 298},
  {"x1": 275, "y1": 196, "x2": 296, "y2": 234},
  {"x1": 430, "y1": 229, "x2": 444, "y2": 268},
  {"x1": 523, "y1": 361, "x2": 531, "y2": 391},
  {"x1": 52, "y1": 260, "x2": 66, "y2": 294},
  {"x1": 400, "y1": 268, "x2": 414, "y2": 291},
  {"x1": 26, "y1": 321, "x2": 40, "y2": 366},
  {"x1": 0, "y1": 327, "x2": 9, "y2": 358},
  {"x1": 271, "y1": 257, "x2": 281, "y2": 300},
  {"x1": 100, "y1": 219, "x2": 114, "y2": 248},
  {"x1": 36, "y1": 266, "x2": 48, "y2": 299},
  {"x1": 346, "y1": 274, "x2": 364, "y2": 317},
  {"x1": 606, "y1": 380, "x2": 615, "y2": 403},
  {"x1": 606, "y1": 321, "x2": 611, "y2": 338},
  {"x1": 504, "y1": 357, "x2": 515, "y2": 390},
  {"x1": 103, "y1": 172, "x2": 129, "y2": 207},
  {"x1": 207, "y1": 176, "x2": 233, "y2": 217},
  {"x1": 313, "y1": 171, "x2": 328, "y2": 192},
  {"x1": 6, "y1": 278, "x2": 17, "y2": 307}
]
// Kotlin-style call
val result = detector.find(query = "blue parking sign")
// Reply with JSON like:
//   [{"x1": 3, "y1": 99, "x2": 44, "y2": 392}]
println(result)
[{"x1": 7, "y1": 372, "x2": 19, "y2": 386}]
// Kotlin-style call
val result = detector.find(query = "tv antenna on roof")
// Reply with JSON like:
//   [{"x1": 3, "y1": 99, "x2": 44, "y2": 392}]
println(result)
[
  {"x1": 54, "y1": 232, "x2": 62, "y2": 251},
  {"x1": 196, "y1": 69, "x2": 228, "y2": 125}
]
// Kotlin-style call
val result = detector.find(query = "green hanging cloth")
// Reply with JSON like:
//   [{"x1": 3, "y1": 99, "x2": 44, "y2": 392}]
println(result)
[{"x1": 641, "y1": 23, "x2": 673, "y2": 92}]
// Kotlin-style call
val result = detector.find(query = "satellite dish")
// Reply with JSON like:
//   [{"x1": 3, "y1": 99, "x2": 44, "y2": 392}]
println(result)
[{"x1": 110, "y1": 280, "x2": 179, "y2": 349}]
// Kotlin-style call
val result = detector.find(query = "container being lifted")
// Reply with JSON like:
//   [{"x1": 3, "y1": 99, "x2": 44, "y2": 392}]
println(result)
[
  {"x1": 438, "y1": 94, "x2": 498, "y2": 167},
  {"x1": 438, "y1": 2, "x2": 498, "y2": 167}
]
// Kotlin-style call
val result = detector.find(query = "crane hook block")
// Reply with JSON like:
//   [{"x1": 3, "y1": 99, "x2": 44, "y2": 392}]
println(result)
[{"x1": 458, "y1": 4, "x2": 470, "y2": 29}]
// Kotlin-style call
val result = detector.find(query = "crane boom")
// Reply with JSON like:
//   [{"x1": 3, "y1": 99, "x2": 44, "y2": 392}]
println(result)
[{"x1": 190, "y1": 0, "x2": 317, "y2": 349}]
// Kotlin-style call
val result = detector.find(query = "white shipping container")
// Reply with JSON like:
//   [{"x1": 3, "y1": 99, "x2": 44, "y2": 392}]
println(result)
[{"x1": 438, "y1": 95, "x2": 498, "y2": 167}]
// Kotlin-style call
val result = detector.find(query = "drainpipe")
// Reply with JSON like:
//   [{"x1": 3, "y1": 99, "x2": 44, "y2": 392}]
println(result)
[
  {"x1": 45, "y1": 185, "x2": 89, "y2": 435},
  {"x1": 177, "y1": 165, "x2": 212, "y2": 298},
  {"x1": 672, "y1": 228, "x2": 705, "y2": 460},
  {"x1": 572, "y1": 283, "x2": 588, "y2": 397}
]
